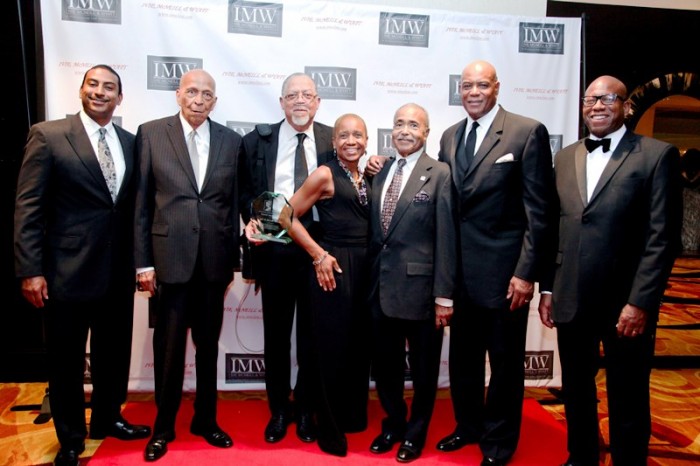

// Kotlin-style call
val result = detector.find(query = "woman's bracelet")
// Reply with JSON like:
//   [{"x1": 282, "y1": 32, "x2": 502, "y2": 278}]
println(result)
[{"x1": 312, "y1": 251, "x2": 329, "y2": 266}]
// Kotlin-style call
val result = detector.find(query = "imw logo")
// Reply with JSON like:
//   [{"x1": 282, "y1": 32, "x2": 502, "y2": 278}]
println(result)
[
  {"x1": 67, "y1": 0, "x2": 116, "y2": 10},
  {"x1": 153, "y1": 62, "x2": 200, "y2": 79},
  {"x1": 231, "y1": 357, "x2": 265, "y2": 373},
  {"x1": 523, "y1": 26, "x2": 561, "y2": 44},
  {"x1": 312, "y1": 72, "x2": 352, "y2": 88},
  {"x1": 524, "y1": 351, "x2": 554, "y2": 379},
  {"x1": 383, "y1": 17, "x2": 426, "y2": 35},
  {"x1": 231, "y1": 5, "x2": 277, "y2": 23}
]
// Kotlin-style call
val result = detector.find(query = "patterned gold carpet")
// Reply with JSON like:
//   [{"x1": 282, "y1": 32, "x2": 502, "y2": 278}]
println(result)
[{"x1": 1, "y1": 257, "x2": 698, "y2": 466}]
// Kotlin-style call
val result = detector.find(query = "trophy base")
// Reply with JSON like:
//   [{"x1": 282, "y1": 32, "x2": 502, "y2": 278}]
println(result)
[{"x1": 251, "y1": 233, "x2": 293, "y2": 244}]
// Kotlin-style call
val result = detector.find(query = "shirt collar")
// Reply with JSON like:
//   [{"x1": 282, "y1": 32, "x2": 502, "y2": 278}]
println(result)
[
  {"x1": 79, "y1": 109, "x2": 114, "y2": 136},
  {"x1": 469, "y1": 103, "x2": 500, "y2": 131},
  {"x1": 179, "y1": 112, "x2": 210, "y2": 140},
  {"x1": 281, "y1": 119, "x2": 315, "y2": 143}
]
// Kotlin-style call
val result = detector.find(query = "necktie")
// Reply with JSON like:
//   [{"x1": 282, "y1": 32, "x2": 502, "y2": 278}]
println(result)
[
  {"x1": 97, "y1": 128, "x2": 117, "y2": 202},
  {"x1": 187, "y1": 130, "x2": 200, "y2": 189},
  {"x1": 381, "y1": 158, "x2": 406, "y2": 235},
  {"x1": 294, "y1": 133, "x2": 308, "y2": 192},
  {"x1": 463, "y1": 121, "x2": 479, "y2": 170},
  {"x1": 584, "y1": 137, "x2": 611, "y2": 153}
]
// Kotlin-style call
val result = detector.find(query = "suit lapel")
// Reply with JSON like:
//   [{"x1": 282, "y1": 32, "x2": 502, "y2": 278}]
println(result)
[
  {"x1": 201, "y1": 119, "x2": 223, "y2": 193},
  {"x1": 574, "y1": 142, "x2": 588, "y2": 207},
  {"x1": 588, "y1": 131, "x2": 635, "y2": 205},
  {"x1": 114, "y1": 125, "x2": 134, "y2": 203},
  {"x1": 466, "y1": 107, "x2": 504, "y2": 178},
  {"x1": 166, "y1": 114, "x2": 199, "y2": 192},
  {"x1": 66, "y1": 114, "x2": 113, "y2": 201},
  {"x1": 452, "y1": 119, "x2": 467, "y2": 187},
  {"x1": 313, "y1": 123, "x2": 332, "y2": 165},
  {"x1": 265, "y1": 122, "x2": 282, "y2": 190},
  {"x1": 385, "y1": 153, "x2": 432, "y2": 237}
]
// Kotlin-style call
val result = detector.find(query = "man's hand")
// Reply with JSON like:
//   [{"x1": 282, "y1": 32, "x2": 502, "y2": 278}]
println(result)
[
  {"x1": 537, "y1": 293, "x2": 554, "y2": 328},
  {"x1": 137, "y1": 270, "x2": 158, "y2": 297},
  {"x1": 616, "y1": 303, "x2": 647, "y2": 338},
  {"x1": 507, "y1": 276, "x2": 534, "y2": 311},
  {"x1": 435, "y1": 304, "x2": 453, "y2": 330},
  {"x1": 365, "y1": 155, "x2": 389, "y2": 177},
  {"x1": 21, "y1": 276, "x2": 48, "y2": 308}
]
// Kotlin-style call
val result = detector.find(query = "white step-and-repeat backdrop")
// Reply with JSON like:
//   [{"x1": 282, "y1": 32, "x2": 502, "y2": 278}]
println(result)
[{"x1": 41, "y1": 0, "x2": 580, "y2": 391}]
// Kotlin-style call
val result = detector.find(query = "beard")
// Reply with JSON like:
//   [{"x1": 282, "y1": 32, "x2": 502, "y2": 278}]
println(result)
[{"x1": 291, "y1": 113, "x2": 310, "y2": 128}]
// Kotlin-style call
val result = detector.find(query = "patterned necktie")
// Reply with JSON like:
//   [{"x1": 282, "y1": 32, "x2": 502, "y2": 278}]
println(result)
[
  {"x1": 463, "y1": 121, "x2": 479, "y2": 171},
  {"x1": 97, "y1": 127, "x2": 117, "y2": 202},
  {"x1": 187, "y1": 130, "x2": 200, "y2": 189},
  {"x1": 294, "y1": 133, "x2": 308, "y2": 192},
  {"x1": 381, "y1": 158, "x2": 407, "y2": 235}
]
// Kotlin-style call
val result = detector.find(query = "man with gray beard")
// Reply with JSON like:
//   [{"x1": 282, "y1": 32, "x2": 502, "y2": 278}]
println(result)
[{"x1": 238, "y1": 72, "x2": 334, "y2": 444}]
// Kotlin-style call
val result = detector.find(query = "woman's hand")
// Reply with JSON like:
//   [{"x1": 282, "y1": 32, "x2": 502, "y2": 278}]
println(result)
[{"x1": 314, "y1": 252, "x2": 342, "y2": 292}]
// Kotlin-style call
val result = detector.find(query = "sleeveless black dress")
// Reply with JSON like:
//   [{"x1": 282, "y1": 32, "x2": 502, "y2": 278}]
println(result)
[{"x1": 309, "y1": 158, "x2": 371, "y2": 449}]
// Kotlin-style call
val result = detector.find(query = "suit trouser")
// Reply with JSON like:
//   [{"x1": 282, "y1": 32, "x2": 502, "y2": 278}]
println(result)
[
  {"x1": 448, "y1": 302, "x2": 528, "y2": 460},
  {"x1": 371, "y1": 310, "x2": 444, "y2": 448},
  {"x1": 257, "y1": 242, "x2": 314, "y2": 415},
  {"x1": 151, "y1": 266, "x2": 227, "y2": 438},
  {"x1": 557, "y1": 312, "x2": 656, "y2": 466},
  {"x1": 46, "y1": 286, "x2": 134, "y2": 449}
]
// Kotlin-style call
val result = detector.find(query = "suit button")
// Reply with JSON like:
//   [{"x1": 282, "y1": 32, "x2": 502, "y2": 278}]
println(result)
[
  {"x1": 193, "y1": 227, "x2": 199, "y2": 233},
  {"x1": 581, "y1": 216, "x2": 589, "y2": 224},
  {"x1": 198, "y1": 198, "x2": 203, "y2": 203},
  {"x1": 382, "y1": 244, "x2": 388, "y2": 250}
]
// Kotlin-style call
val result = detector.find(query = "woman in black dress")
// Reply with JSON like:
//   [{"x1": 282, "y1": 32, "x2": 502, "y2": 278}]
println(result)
[{"x1": 247, "y1": 114, "x2": 371, "y2": 457}]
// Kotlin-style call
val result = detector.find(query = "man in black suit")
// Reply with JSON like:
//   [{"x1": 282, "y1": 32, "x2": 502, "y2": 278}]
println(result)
[
  {"x1": 367, "y1": 103, "x2": 457, "y2": 463},
  {"x1": 435, "y1": 60, "x2": 554, "y2": 466},
  {"x1": 538, "y1": 75, "x2": 682, "y2": 466},
  {"x1": 14, "y1": 65, "x2": 150, "y2": 466},
  {"x1": 134, "y1": 69, "x2": 241, "y2": 461},
  {"x1": 238, "y1": 72, "x2": 334, "y2": 444}
]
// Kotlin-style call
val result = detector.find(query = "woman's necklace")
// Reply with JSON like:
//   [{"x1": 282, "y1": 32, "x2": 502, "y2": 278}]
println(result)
[{"x1": 337, "y1": 158, "x2": 368, "y2": 206}]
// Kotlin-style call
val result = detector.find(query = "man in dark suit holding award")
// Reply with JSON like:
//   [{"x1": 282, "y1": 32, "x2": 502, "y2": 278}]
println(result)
[
  {"x1": 367, "y1": 103, "x2": 457, "y2": 463},
  {"x1": 538, "y1": 75, "x2": 681, "y2": 466},
  {"x1": 14, "y1": 65, "x2": 150, "y2": 466},
  {"x1": 134, "y1": 69, "x2": 241, "y2": 461},
  {"x1": 238, "y1": 72, "x2": 334, "y2": 444},
  {"x1": 435, "y1": 60, "x2": 554, "y2": 466}
]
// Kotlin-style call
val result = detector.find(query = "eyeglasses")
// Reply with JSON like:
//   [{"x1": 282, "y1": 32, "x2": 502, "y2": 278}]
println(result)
[
  {"x1": 581, "y1": 93, "x2": 624, "y2": 107},
  {"x1": 283, "y1": 91, "x2": 317, "y2": 102},
  {"x1": 184, "y1": 88, "x2": 215, "y2": 102}
]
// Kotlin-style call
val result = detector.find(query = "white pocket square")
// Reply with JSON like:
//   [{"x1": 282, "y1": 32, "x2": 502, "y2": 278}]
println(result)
[{"x1": 494, "y1": 153, "x2": 515, "y2": 164}]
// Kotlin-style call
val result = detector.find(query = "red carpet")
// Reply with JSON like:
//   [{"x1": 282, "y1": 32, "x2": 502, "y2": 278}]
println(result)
[{"x1": 89, "y1": 398, "x2": 567, "y2": 465}]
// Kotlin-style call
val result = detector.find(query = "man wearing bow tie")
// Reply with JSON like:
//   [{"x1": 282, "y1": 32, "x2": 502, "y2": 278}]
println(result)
[{"x1": 538, "y1": 75, "x2": 682, "y2": 466}]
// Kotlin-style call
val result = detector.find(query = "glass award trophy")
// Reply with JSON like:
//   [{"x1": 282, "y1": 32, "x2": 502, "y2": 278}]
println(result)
[{"x1": 250, "y1": 192, "x2": 294, "y2": 244}]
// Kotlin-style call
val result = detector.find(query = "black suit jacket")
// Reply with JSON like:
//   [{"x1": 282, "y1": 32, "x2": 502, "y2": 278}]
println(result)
[
  {"x1": 14, "y1": 113, "x2": 136, "y2": 300},
  {"x1": 134, "y1": 114, "x2": 242, "y2": 284},
  {"x1": 368, "y1": 153, "x2": 458, "y2": 320},
  {"x1": 238, "y1": 119, "x2": 334, "y2": 224},
  {"x1": 438, "y1": 106, "x2": 554, "y2": 309},
  {"x1": 544, "y1": 129, "x2": 682, "y2": 323}
]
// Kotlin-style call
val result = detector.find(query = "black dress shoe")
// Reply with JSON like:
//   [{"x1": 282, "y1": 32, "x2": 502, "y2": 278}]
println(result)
[
  {"x1": 318, "y1": 434, "x2": 348, "y2": 457},
  {"x1": 144, "y1": 438, "x2": 168, "y2": 462},
  {"x1": 436, "y1": 432, "x2": 476, "y2": 452},
  {"x1": 264, "y1": 412, "x2": 291, "y2": 443},
  {"x1": 90, "y1": 418, "x2": 152, "y2": 440},
  {"x1": 54, "y1": 444, "x2": 85, "y2": 466},
  {"x1": 396, "y1": 440, "x2": 421, "y2": 463},
  {"x1": 369, "y1": 432, "x2": 402, "y2": 454},
  {"x1": 296, "y1": 412, "x2": 317, "y2": 443},
  {"x1": 190, "y1": 425, "x2": 233, "y2": 448},
  {"x1": 481, "y1": 456, "x2": 507, "y2": 466}
]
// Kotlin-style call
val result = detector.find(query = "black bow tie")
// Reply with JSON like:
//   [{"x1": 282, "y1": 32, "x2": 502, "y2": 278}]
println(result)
[{"x1": 584, "y1": 138, "x2": 611, "y2": 153}]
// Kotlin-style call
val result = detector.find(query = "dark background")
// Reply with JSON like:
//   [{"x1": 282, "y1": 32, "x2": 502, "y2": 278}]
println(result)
[{"x1": 1, "y1": 1, "x2": 698, "y2": 381}]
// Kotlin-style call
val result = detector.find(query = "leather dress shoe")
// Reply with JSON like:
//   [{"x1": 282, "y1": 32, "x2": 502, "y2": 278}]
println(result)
[
  {"x1": 296, "y1": 412, "x2": 317, "y2": 443},
  {"x1": 369, "y1": 432, "x2": 402, "y2": 454},
  {"x1": 264, "y1": 412, "x2": 291, "y2": 443},
  {"x1": 481, "y1": 456, "x2": 507, "y2": 466},
  {"x1": 318, "y1": 434, "x2": 348, "y2": 457},
  {"x1": 396, "y1": 440, "x2": 421, "y2": 463},
  {"x1": 436, "y1": 432, "x2": 476, "y2": 452},
  {"x1": 190, "y1": 425, "x2": 233, "y2": 448},
  {"x1": 144, "y1": 438, "x2": 168, "y2": 462},
  {"x1": 54, "y1": 444, "x2": 85, "y2": 466},
  {"x1": 90, "y1": 418, "x2": 151, "y2": 440}
]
